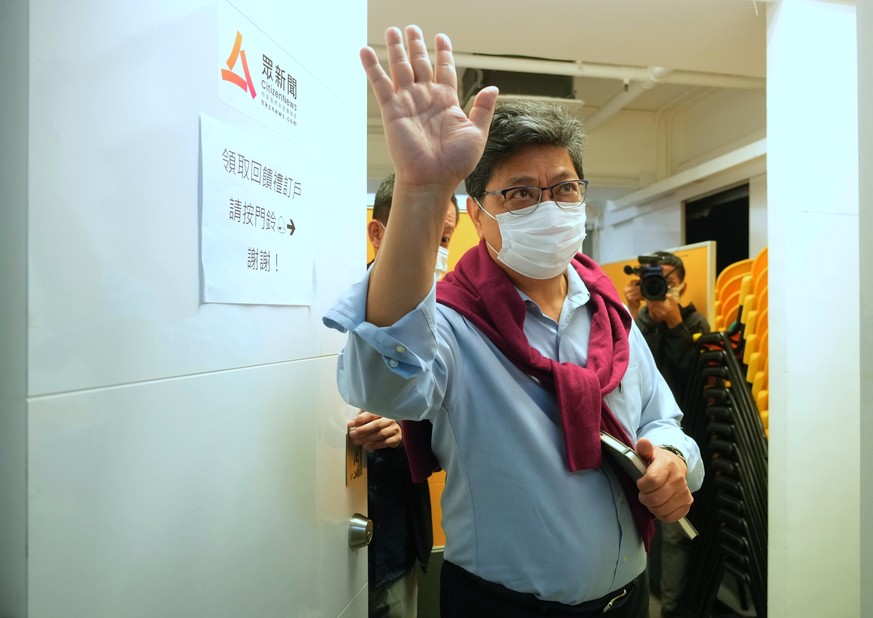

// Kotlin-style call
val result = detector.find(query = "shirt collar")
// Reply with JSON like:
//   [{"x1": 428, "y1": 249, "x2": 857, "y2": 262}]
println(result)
[{"x1": 516, "y1": 264, "x2": 592, "y2": 317}]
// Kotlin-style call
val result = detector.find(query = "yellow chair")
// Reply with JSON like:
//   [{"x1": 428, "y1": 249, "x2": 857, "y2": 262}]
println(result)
[
  {"x1": 717, "y1": 289, "x2": 741, "y2": 331},
  {"x1": 744, "y1": 304, "x2": 768, "y2": 369},
  {"x1": 716, "y1": 258, "x2": 753, "y2": 295},
  {"x1": 734, "y1": 275, "x2": 754, "y2": 326},
  {"x1": 716, "y1": 272, "x2": 748, "y2": 308},
  {"x1": 756, "y1": 285, "x2": 768, "y2": 316},
  {"x1": 753, "y1": 266, "x2": 768, "y2": 298},
  {"x1": 749, "y1": 247, "x2": 768, "y2": 292},
  {"x1": 749, "y1": 327, "x2": 769, "y2": 395}
]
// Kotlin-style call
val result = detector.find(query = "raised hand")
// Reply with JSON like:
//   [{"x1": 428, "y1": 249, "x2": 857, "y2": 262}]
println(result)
[
  {"x1": 360, "y1": 25, "x2": 498, "y2": 190},
  {"x1": 361, "y1": 26, "x2": 498, "y2": 327}
]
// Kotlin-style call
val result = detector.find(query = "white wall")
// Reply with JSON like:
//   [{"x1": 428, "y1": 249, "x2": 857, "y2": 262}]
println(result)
[
  {"x1": 590, "y1": 89, "x2": 766, "y2": 264},
  {"x1": 767, "y1": 2, "x2": 860, "y2": 616},
  {"x1": 599, "y1": 156, "x2": 766, "y2": 264},
  {"x1": 600, "y1": 203, "x2": 683, "y2": 263},
  {"x1": 670, "y1": 88, "x2": 766, "y2": 173},
  {"x1": 858, "y1": 0, "x2": 873, "y2": 615},
  {"x1": 585, "y1": 110, "x2": 658, "y2": 187},
  {"x1": 749, "y1": 173, "x2": 768, "y2": 257},
  {"x1": 3, "y1": 1, "x2": 370, "y2": 616},
  {"x1": 0, "y1": 2, "x2": 29, "y2": 616}
]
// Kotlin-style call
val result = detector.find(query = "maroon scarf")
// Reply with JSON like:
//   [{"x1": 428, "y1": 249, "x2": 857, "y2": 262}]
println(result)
[{"x1": 402, "y1": 240, "x2": 654, "y2": 547}]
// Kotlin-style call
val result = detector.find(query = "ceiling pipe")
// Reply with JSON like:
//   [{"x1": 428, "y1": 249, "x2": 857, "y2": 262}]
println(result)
[
  {"x1": 370, "y1": 46, "x2": 765, "y2": 90},
  {"x1": 582, "y1": 67, "x2": 673, "y2": 131}
]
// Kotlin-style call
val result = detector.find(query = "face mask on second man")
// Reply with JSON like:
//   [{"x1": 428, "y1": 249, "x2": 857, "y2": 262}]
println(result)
[
  {"x1": 665, "y1": 278, "x2": 687, "y2": 302},
  {"x1": 435, "y1": 246, "x2": 449, "y2": 279}
]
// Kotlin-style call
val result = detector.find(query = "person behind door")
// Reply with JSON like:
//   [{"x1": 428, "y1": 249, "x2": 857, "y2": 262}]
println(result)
[
  {"x1": 325, "y1": 25, "x2": 703, "y2": 617},
  {"x1": 347, "y1": 173, "x2": 458, "y2": 617},
  {"x1": 624, "y1": 251, "x2": 709, "y2": 618}
]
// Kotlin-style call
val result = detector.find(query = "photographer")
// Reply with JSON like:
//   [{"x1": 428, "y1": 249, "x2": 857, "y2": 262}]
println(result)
[{"x1": 623, "y1": 251, "x2": 709, "y2": 618}]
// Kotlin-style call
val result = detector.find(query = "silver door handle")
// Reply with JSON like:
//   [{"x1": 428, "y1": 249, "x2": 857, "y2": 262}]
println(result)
[{"x1": 348, "y1": 513, "x2": 373, "y2": 550}]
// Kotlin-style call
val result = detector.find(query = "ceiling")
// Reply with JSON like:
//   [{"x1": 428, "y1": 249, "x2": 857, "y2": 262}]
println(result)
[
  {"x1": 368, "y1": 0, "x2": 766, "y2": 78},
  {"x1": 365, "y1": 0, "x2": 768, "y2": 189}
]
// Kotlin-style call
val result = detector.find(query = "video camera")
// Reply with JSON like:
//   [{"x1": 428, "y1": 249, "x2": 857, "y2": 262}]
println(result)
[{"x1": 623, "y1": 255, "x2": 669, "y2": 301}]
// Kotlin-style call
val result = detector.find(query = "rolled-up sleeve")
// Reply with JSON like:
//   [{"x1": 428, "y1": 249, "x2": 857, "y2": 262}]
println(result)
[{"x1": 323, "y1": 271, "x2": 448, "y2": 421}]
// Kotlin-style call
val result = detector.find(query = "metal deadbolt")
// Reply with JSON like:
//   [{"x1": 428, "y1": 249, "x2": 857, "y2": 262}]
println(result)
[{"x1": 348, "y1": 513, "x2": 373, "y2": 550}]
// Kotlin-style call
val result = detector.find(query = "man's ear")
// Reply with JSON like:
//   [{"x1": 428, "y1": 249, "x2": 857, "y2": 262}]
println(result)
[
  {"x1": 367, "y1": 219, "x2": 384, "y2": 250},
  {"x1": 677, "y1": 281, "x2": 687, "y2": 297},
  {"x1": 466, "y1": 196, "x2": 484, "y2": 239}
]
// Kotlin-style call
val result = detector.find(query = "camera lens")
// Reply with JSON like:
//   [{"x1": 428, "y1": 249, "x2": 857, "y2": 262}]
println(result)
[{"x1": 640, "y1": 275, "x2": 668, "y2": 301}]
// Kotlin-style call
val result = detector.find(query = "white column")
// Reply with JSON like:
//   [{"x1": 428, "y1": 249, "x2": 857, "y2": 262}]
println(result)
[
  {"x1": 748, "y1": 174, "x2": 768, "y2": 257},
  {"x1": 768, "y1": 2, "x2": 860, "y2": 616},
  {"x1": 0, "y1": 2, "x2": 29, "y2": 617},
  {"x1": 858, "y1": 1, "x2": 873, "y2": 616}
]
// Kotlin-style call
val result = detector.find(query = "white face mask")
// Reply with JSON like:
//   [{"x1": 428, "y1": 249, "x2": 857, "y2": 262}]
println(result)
[
  {"x1": 477, "y1": 200, "x2": 587, "y2": 279},
  {"x1": 378, "y1": 220, "x2": 450, "y2": 280},
  {"x1": 435, "y1": 246, "x2": 449, "y2": 279},
  {"x1": 667, "y1": 282, "x2": 685, "y2": 301}
]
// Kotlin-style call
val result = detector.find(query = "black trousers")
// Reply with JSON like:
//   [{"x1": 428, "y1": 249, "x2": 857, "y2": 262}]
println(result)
[{"x1": 440, "y1": 560, "x2": 649, "y2": 618}]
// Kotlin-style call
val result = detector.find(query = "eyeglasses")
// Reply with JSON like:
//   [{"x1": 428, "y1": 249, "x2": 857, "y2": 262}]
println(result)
[{"x1": 480, "y1": 179, "x2": 588, "y2": 215}]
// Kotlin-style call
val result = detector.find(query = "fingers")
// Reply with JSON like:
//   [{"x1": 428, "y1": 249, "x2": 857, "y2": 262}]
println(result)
[
  {"x1": 384, "y1": 26, "x2": 414, "y2": 89},
  {"x1": 362, "y1": 431, "x2": 403, "y2": 451},
  {"x1": 405, "y1": 25, "x2": 433, "y2": 84},
  {"x1": 364, "y1": 26, "x2": 470, "y2": 90},
  {"x1": 348, "y1": 411, "x2": 381, "y2": 428},
  {"x1": 642, "y1": 487, "x2": 693, "y2": 521},
  {"x1": 635, "y1": 442, "x2": 693, "y2": 520},
  {"x1": 635, "y1": 437, "x2": 655, "y2": 464},
  {"x1": 387, "y1": 25, "x2": 436, "y2": 88},
  {"x1": 638, "y1": 472, "x2": 692, "y2": 514},
  {"x1": 433, "y1": 33, "x2": 456, "y2": 90},
  {"x1": 348, "y1": 415, "x2": 403, "y2": 450},
  {"x1": 468, "y1": 86, "x2": 499, "y2": 133},
  {"x1": 360, "y1": 46, "x2": 394, "y2": 107},
  {"x1": 660, "y1": 502, "x2": 693, "y2": 523},
  {"x1": 362, "y1": 26, "x2": 448, "y2": 105}
]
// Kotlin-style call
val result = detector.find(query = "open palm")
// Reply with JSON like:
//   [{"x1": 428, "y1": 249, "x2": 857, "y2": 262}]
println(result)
[{"x1": 361, "y1": 26, "x2": 498, "y2": 189}]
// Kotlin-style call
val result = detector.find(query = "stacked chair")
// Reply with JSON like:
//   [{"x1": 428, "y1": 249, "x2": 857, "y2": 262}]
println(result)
[
  {"x1": 712, "y1": 258, "x2": 752, "y2": 332},
  {"x1": 682, "y1": 247, "x2": 769, "y2": 617}
]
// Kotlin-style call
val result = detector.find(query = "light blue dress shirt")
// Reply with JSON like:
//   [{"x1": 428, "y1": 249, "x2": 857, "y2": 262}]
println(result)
[{"x1": 324, "y1": 265, "x2": 703, "y2": 605}]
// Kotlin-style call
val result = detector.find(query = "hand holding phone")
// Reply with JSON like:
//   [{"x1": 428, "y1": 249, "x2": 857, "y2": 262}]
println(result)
[{"x1": 600, "y1": 431, "x2": 699, "y2": 540}]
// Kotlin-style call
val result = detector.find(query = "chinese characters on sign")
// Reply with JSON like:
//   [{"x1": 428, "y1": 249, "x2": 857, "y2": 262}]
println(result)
[
  {"x1": 200, "y1": 113, "x2": 314, "y2": 305},
  {"x1": 221, "y1": 149, "x2": 302, "y2": 198},
  {"x1": 260, "y1": 54, "x2": 298, "y2": 127},
  {"x1": 219, "y1": 1, "x2": 303, "y2": 137}
]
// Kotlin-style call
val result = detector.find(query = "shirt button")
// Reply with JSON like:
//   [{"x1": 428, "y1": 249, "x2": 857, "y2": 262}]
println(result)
[
  {"x1": 388, "y1": 359, "x2": 399, "y2": 368},
  {"x1": 395, "y1": 345, "x2": 406, "y2": 353}
]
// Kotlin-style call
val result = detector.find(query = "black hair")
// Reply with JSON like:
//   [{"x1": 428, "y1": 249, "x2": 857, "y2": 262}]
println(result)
[
  {"x1": 372, "y1": 173, "x2": 459, "y2": 224},
  {"x1": 465, "y1": 100, "x2": 585, "y2": 199},
  {"x1": 654, "y1": 251, "x2": 686, "y2": 282}
]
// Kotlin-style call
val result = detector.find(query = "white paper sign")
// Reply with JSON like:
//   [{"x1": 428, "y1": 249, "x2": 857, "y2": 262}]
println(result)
[{"x1": 200, "y1": 113, "x2": 314, "y2": 305}]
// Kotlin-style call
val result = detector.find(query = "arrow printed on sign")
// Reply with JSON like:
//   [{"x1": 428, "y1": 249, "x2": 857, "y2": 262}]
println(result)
[{"x1": 287, "y1": 220, "x2": 296, "y2": 235}]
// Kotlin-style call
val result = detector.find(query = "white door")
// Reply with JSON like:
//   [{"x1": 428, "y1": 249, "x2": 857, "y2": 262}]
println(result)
[{"x1": 17, "y1": 1, "x2": 368, "y2": 616}]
